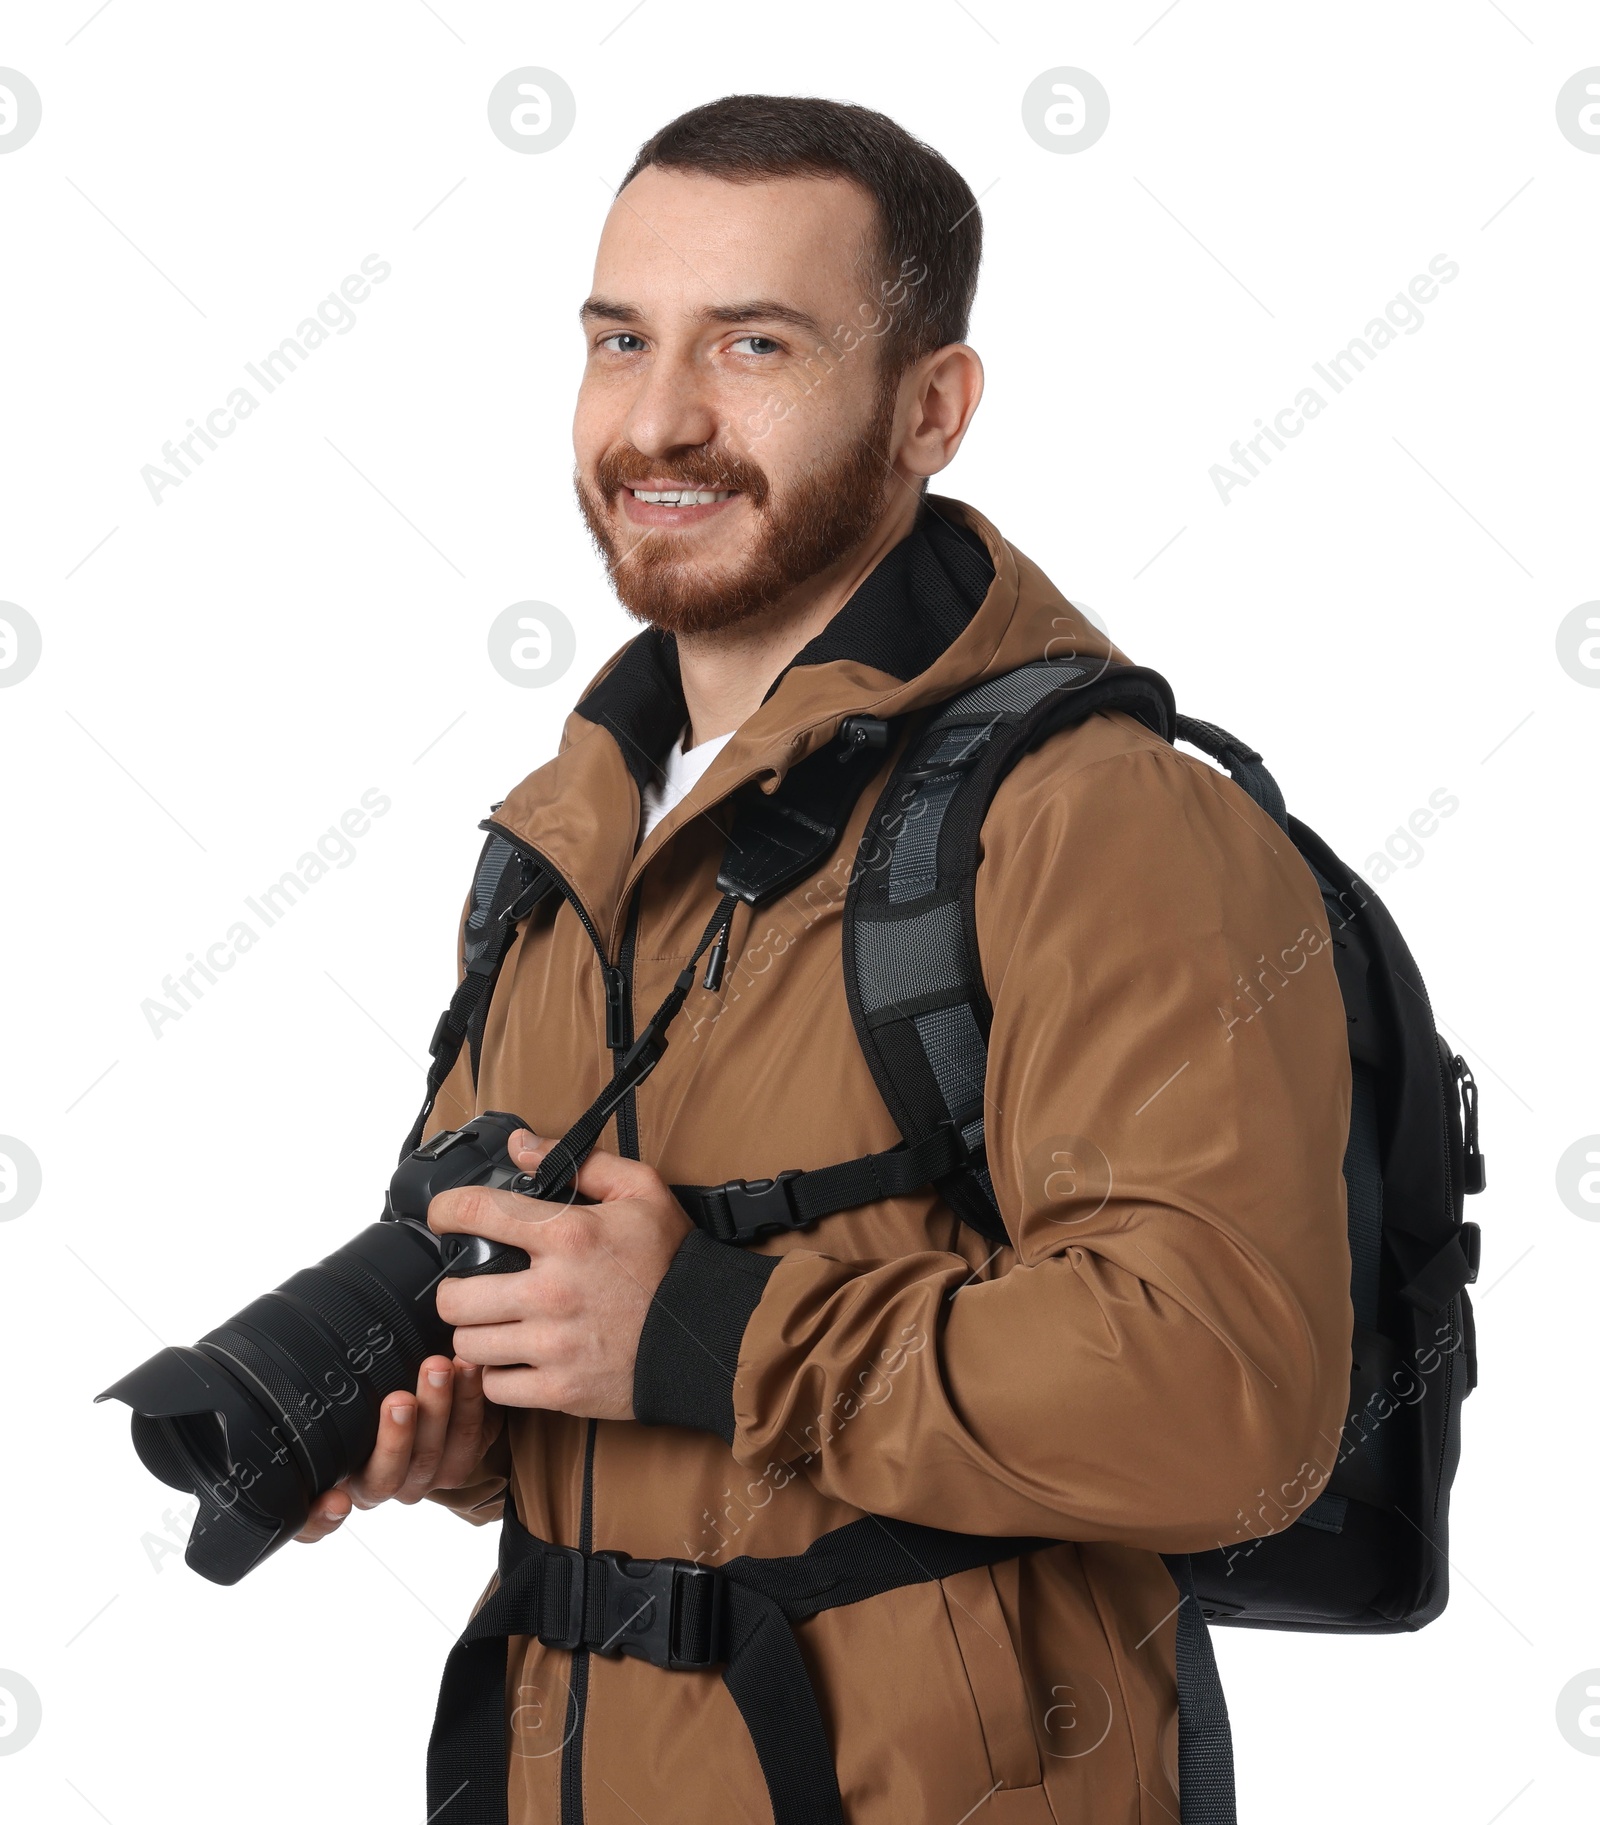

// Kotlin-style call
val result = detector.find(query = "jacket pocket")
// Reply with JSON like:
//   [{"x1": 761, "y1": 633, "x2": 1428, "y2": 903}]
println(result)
[{"x1": 939, "y1": 1565, "x2": 1045, "y2": 1794}]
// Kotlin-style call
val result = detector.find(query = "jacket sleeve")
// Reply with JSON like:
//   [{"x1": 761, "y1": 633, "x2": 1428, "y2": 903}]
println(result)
[{"x1": 639, "y1": 726, "x2": 1355, "y2": 1553}]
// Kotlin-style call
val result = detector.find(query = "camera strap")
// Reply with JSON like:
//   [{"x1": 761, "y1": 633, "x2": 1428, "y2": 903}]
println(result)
[{"x1": 508, "y1": 890, "x2": 738, "y2": 1204}]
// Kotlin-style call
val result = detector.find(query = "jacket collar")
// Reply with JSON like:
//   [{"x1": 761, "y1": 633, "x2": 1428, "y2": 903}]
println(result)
[{"x1": 489, "y1": 494, "x2": 1121, "y2": 954}]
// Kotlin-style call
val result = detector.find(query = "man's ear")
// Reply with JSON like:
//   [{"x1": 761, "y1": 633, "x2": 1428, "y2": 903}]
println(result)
[{"x1": 896, "y1": 343, "x2": 984, "y2": 483}]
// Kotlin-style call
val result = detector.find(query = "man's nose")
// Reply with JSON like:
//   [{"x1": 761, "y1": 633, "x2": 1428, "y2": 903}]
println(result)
[{"x1": 622, "y1": 349, "x2": 719, "y2": 460}]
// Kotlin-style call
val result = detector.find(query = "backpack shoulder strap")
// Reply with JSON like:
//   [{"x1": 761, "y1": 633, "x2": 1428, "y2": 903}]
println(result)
[
  {"x1": 398, "y1": 821, "x2": 554, "y2": 1160},
  {"x1": 840, "y1": 658, "x2": 1175, "y2": 1242}
]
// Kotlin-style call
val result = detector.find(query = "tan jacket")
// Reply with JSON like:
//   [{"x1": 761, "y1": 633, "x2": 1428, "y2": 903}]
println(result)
[{"x1": 428, "y1": 496, "x2": 1354, "y2": 1823}]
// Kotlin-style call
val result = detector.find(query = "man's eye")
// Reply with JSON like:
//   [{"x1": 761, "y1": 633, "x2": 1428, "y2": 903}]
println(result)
[
  {"x1": 730, "y1": 335, "x2": 782, "y2": 356},
  {"x1": 599, "y1": 333, "x2": 646, "y2": 354}
]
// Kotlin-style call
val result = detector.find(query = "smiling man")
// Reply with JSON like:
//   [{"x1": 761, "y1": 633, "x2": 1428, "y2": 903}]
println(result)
[{"x1": 295, "y1": 95, "x2": 1353, "y2": 1825}]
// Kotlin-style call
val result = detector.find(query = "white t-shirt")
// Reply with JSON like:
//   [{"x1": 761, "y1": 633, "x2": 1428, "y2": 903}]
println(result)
[{"x1": 638, "y1": 726, "x2": 734, "y2": 845}]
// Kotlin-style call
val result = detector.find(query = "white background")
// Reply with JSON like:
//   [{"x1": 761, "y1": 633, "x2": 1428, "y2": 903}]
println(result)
[{"x1": 2, "y1": 2, "x2": 1596, "y2": 1820}]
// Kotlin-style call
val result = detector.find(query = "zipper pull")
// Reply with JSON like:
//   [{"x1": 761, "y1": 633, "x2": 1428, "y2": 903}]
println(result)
[
  {"x1": 1453, "y1": 1054, "x2": 1486, "y2": 1194},
  {"x1": 703, "y1": 918, "x2": 732, "y2": 993},
  {"x1": 604, "y1": 965, "x2": 628, "y2": 1051}
]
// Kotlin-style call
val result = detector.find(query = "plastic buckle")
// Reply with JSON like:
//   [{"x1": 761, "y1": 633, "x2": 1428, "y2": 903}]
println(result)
[
  {"x1": 901, "y1": 725, "x2": 995, "y2": 786},
  {"x1": 717, "y1": 1169, "x2": 803, "y2": 1240},
  {"x1": 427, "y1": 1008, "x2": 459, "y2": 1059},
  {"x1": 536, "y1": 1544, "x2": 589, "y2": 1652},
  {"x1": 1460, "y1": 1221, "x2": 1481, "y2": 1285},
  {"x1": 589, "y1": 1553, "x2": 724, "y2": 1669}
]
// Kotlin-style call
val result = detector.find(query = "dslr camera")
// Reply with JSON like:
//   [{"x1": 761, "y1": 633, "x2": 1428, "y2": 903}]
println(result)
[{"x1": 96, "y1": 1111, "x2": 556, "y2": 1584}]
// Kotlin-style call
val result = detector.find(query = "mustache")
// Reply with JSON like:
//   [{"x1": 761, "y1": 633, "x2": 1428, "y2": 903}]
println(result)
[{"x1": 591, "y1": 441, "x2": 770, "y2": 509}]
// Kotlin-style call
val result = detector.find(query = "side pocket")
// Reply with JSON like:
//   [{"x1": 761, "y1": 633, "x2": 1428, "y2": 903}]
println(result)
[{"x1": 940, "y1": 1565, "x2": 1044, "y2": 1792}]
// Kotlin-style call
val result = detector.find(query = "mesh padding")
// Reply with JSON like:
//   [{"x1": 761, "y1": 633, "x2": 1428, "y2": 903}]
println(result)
[
  {"x1": 887, "y1": 774, "x2": 962, "y2": 904},
  {"x1": 934, "y1": 662, "x2": 1087, "y2": 724},
  {"x1": 912, "y1": 1002, "x2": 989, "y2": 1126},
  {"x1": 852, "y1": 902, "x2": 968, "y2": 1016}
]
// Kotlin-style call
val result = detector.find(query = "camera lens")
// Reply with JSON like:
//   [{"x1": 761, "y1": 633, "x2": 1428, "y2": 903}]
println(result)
[{"x1": 96, "y1": 1114, "x2": 535, "y2": 1584}]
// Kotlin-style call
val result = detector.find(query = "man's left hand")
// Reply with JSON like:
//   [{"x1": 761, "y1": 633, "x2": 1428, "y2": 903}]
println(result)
[{"x1": 428, "y1": 1130, "x2": 692, "y2": 1421}]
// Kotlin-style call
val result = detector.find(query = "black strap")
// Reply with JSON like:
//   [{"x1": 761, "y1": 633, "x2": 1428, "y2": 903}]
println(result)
[
  {"x1": 399, "y1": 833, "x2": 552, "y2": 1161},
  {"x1": 1398, "y1": 1227, "x2": 1481, "y2": 1313},
  {"x1": 672, "y1": 1124, "x2": 968, "y2": 1242},
  {"x1": 1173, "y1": 713, "x2": 1289, "y2": 833},
  {"x1": 842, "y1": 659, "x2": 1176, "y2": 1243},
  {"x1": 427, "y1": 1504, "x2": 1054, "y2": 1825},
  {"x1": 1161, "y1": 1553, "x2": 1238, "y2": 1824}
]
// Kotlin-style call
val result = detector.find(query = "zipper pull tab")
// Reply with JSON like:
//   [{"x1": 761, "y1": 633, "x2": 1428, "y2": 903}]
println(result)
[
  {"x1": 604, "y1": 965, "x2": 628, "y2": 1051},
  {"x1": 1453, "y1": 1054, "x2": 1486, "y2": 1193},
  {"x1": 703, "y1": 919, "x2": 732, "y2": 993}
]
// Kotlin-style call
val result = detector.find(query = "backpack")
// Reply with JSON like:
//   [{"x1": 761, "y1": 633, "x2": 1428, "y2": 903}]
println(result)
[
  {"x1": 825, "y1": 660, "x2": 1485, "y2": 1634},
  {"x1": 409, "y1": 654, "x2": 1484, "y2": 1822}
]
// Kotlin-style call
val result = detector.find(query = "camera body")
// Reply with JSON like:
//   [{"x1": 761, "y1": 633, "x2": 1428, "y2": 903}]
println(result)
[
  {"x1": 96, "y1": 1111, "x2": 550, "y2": 1584},
  {"x1": 389, "y1": 1109, "x2": 543, "y2": 1277}
]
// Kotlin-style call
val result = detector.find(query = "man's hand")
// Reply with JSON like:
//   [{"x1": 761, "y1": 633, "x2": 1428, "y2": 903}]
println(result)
[
  {"x1": 294, "y1": 1354, "x2": 503, "y2": 1543},
  {"x1": 427, "y1": 1130, "x2": 692, "y2": 1421}
]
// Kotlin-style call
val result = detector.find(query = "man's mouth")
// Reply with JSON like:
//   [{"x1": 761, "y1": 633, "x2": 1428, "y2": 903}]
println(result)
[
  {"x1": 619, "y1": 481, "x2": 742, "y2": 529},
  {"x1": 628, "y1": 486, "x2": 735, "y2": 505}
]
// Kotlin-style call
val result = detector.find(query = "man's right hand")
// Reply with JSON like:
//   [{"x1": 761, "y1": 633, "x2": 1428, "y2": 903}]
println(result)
[{"x1": 293, "y1": 1355, "x2": 504, "y2": 1543}]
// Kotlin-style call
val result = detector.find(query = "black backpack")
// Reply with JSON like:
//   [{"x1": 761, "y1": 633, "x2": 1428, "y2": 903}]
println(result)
[{"x1": 825, "y1": 660, "x2": 1485, "y2": 1634}]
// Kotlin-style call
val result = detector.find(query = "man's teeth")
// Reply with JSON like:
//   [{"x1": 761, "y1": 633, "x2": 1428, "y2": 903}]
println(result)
[{"x1": 630, "y1": 488, "x2": 734, "y2": 505}]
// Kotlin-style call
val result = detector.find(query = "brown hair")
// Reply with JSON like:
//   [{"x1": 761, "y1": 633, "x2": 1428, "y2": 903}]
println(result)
[{"x1": 619, "y1": 95, "x2": 982, "y2": 373}]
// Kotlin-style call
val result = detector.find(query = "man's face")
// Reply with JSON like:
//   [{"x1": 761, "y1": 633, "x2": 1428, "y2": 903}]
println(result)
[{"x1": 573, "y1": 167, "x2": 908, "y2": 636}]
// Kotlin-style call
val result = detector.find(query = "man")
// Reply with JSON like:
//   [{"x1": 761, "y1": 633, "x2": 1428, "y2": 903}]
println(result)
[{"x1": 297, "y1": 95, "x2": 1353, "y2": 1824}]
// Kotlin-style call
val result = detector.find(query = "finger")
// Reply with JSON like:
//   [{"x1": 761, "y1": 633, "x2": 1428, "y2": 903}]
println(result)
[
  {"x1": 482, "y1": 1365, "x2": 562, "y2": 1411},
  {"x1": 437, "y1": 1360, "x2": 504, "y2": 1487},
  {"x1": 568, "y1": 1143, "x2": 663, "y2": 1205},
  {"x1": 507, "y1": 1128, "x2": 553, "y2": 1167},
  {"x1": 509, "y1": 1131, "x2": 656, "y2": 1208},
  {"x1": 452, "y1": 1321, "x2": 549, "y2": 1369},
  {"x1": 345, "y1": 1390, "x2": 419, "y2": 1506},
  {"x1": 293, "y1": 1482, "x2": 352, "y2": 1544},
  {"x1": 437, "y1": 1267, "x2": 534, "y2": 1328},
  {"x1": 396, "y1": 1356, "x2": 457, "y2": 1503},
  {"x1": 428, "y1": 1180, "x2": 574, "y2": 1246}
]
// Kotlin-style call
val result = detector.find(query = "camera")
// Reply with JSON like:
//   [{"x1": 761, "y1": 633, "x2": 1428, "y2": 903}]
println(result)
[{"x1": 96, "y1": 1111, "x2": 553, "y2": 1585}]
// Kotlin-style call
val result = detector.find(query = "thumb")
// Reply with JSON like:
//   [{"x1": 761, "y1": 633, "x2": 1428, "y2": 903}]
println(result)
[
  {"x1": 506, "y1": 1131, "x2": 659, "y2": 1204},
  {"x1": 572, "y1": 1145, "x2": 663, "y2": 1203}
]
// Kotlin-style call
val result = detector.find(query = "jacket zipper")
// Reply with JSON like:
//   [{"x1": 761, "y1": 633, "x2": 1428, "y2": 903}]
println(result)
[
  {"x1": 561, "y1": 1422, "x2": 598, "y2": 1825},
  {"x1": 480, "y1": 820, "x2": 626, "y2": 1825},
  {"x1": 613, "y1": 886, "x2": 643, "y2": 1159}
]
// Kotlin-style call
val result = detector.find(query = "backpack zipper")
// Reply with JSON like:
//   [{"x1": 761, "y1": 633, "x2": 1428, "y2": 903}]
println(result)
[{"x1": 1429, "y1": 1039, "x2": 1458, "y2": 1526}]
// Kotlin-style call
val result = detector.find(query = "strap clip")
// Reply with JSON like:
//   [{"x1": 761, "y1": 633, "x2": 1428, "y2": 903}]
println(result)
[
  {"x1": 901, "y1": 725, "x2": 996, "y2": 786},
  {"x1": 537, "y1": 1543, "x2": 589, "y2": 1652},
  {"x1": 535, "y1": 1542, "x2": 725, "y2": 1668},
  {"x1": 427, "y1": 1007, "x2": 458, "y2": 1061},
  {"x1": 710, "y1": 1169, "x2": 804, "y2": 1242},
  {"x1": 1460, "y1": 1220, "x2": 1481, "y2": 1284},
  {"x1": 588, "y1": 1552, "x2": 725, "y2": 1669}
]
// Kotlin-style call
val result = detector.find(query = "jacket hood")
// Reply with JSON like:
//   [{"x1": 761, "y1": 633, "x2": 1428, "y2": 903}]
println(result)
[{"x1": 490, "y1": 494, "x2": 1127, "y2": 953}]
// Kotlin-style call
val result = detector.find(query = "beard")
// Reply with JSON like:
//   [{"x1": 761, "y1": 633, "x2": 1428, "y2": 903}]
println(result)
[{"x1": 573, "y1": 374, "x2": 901, "y2": 638}]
